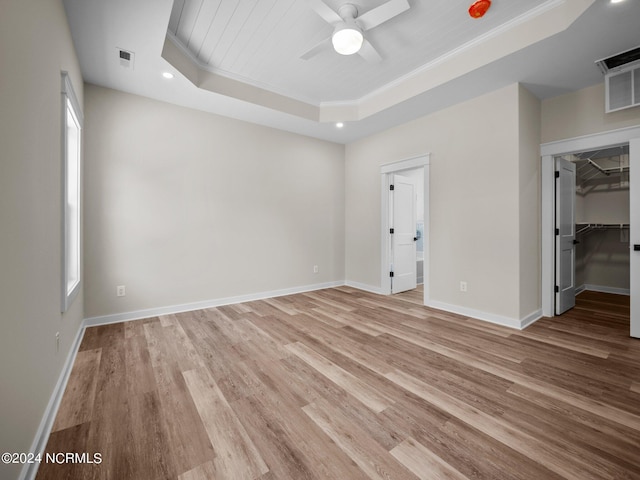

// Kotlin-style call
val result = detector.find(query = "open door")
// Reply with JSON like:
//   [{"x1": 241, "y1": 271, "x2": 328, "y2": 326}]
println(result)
[
  {"x1": 391, "y1": 174, "x2": 417, "y2": 293},
  {"x1": 555, "y1": 157, "x2": 576, "y2": 315}
]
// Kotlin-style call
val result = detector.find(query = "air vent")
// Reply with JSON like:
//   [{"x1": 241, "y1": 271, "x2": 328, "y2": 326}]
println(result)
[
  {"x1": 596, "y1": 45, "x2": 640, "y2": 113},
  {"x1": 596, "y1": 45, "x2": 640, "y2": 75},
  {"x1": 118, "y1": 48, "x2": 135, "y2": 69}
]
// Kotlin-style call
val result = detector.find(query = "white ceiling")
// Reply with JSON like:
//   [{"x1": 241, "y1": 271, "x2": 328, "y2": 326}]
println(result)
[
  {"x1": 166, "y1": 0, "x2": 549, "y2": 103},
  {"x1": 63, "y1": 0, "x2": 640, "y2": 143}
]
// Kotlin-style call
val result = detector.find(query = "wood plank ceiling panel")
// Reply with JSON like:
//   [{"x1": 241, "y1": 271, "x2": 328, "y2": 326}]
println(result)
[
  {"x1": 186, "y1": 0, "x2": 222, "y2": 61},
  {"x1": 167, "y1": 0, "x2": 551, "y2": 104}
]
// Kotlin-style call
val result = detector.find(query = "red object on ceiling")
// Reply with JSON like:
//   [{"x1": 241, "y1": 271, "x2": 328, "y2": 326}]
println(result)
[{"x1": 468, "y1": 0, "x2": 491, "y2": 18}]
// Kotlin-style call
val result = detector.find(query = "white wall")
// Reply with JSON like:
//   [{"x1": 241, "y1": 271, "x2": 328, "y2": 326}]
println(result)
[
  {"x1": 541, "y1": 83, "x2": 640, "y2": 144},
  {"x1": 0, "y1": 1, "x2": 84, "y2": 479},
  {"x1": 84, "y1": 85, "x2": 345, "y2": 319},
  {"x1": 345, "y1": 84, "x2": 540, "y2": 324},
  {"x1": 576, "y1": 188, "x2": 630, "y2": 292},
  {"x1": 518, "y1": 85, "x2": 542, "y2": 319}
]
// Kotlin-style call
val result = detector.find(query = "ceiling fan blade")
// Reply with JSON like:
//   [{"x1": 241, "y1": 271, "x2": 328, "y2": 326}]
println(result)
[
  {"x1": 358, "y1": 39, "x2": 382, "y2": 63},
  {"x1": 309, "y1": 0, "x2": 343, "y2": 24},
  {"x1": 300, "y1": 36, "x2": 332, "y2": 60},
  {"x1": 356, "y1": 0, "x2": 410, "y2": 31}
]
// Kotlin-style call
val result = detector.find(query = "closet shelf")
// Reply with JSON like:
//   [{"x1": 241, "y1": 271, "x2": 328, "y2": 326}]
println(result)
[{"x1": 576, "y1": 223, "x2": 630, "y2": 235}]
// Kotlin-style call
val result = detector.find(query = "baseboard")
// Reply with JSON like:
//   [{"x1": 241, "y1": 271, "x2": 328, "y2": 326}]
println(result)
[
  {"x1": 519, "y1": 309, "x2": 544, "y2": 329},
  {"x1": 582, "y1": 284, "x2": 630, "y2": 296},
  {"x1": 426, "y1": 300, "x2": 538, "y2": 330},
  {"x1": 575, "y1": 284, "x2": 587, "y2": 295},
  {"x1": 343, "y1": 280, "x2": 384, "y2": 295},
  {"x1": 84, "y1": 281, "x2": 345, "y2": 327},
  {"x1": 19, "y1": 325, "x2": 86, "y2": 480}
]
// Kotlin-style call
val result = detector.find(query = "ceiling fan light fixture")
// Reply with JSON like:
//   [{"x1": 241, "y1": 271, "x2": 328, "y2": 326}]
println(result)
[{"x1": 332, "y1": 24, "x2": 363, "y2": 55}]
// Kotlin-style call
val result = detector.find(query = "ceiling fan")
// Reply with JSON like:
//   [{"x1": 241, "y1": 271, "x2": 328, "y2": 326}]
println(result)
[{"x1": 301, "y1": 0, "x2": 411, "y2": 62}]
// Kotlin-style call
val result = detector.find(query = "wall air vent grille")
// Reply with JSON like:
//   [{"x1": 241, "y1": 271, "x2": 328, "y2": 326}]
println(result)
[
  {"x1": 118, "y1": 49, "x2": 134, "y2": 69},
  {"x1": 596, "y1": 45, "x2": 640, "y2": 113},
  {"x1": 605, "y1": 66, "x2": 640, "y2": 113}
]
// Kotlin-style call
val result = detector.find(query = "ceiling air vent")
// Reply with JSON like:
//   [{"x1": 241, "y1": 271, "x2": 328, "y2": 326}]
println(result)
[
  {"x1": 596, "y1": 45, "x2": 640, "y2": 113},
  {"x1": 118, "y1": 48, "x2": 135, "y2": 69}
]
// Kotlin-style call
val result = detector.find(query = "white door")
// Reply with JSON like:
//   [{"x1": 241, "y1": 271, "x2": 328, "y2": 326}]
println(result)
[
  {"x1": 391, "y1": 174, "x2": 417, "y2": 293},
  {"x1": 630, "y1": 138, "x2": 639, "y2": 338},
  {"x1": 555, "y1": 157, "x2": 576, "y2": 315}
]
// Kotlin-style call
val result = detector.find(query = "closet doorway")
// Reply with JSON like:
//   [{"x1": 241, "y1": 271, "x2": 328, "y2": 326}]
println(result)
[
  {"x1": 541, "y1": 127, "x2": 640, "y2": 339},
  {"x1": 555, "y1": 145, "x2": 630, "y2": 315}
]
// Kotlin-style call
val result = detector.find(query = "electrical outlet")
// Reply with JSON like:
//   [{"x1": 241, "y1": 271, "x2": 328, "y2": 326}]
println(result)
[
  {"x1": 313, "y1": 265, "x2": 319, "y2": 274},
  {"x1": 55, "y1": 332, "x2": 60, "y2": 353},
  {"x1": 460, "y1": 281, "x2": 467, "y2": 292},
  {"x1": 116, "y1": 285, "x2": 126, "y2": 297}
]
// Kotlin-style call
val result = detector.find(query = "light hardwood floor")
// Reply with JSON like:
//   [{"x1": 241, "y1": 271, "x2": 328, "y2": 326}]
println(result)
[{"x1": 36, "y1": 287, "x2": 640, "y2": 480}]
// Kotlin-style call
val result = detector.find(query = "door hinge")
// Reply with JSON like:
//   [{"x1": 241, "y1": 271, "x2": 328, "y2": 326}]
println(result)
[
  {"x1": 555, "y1": 228, "x2": 559, "y2": 236},
  {"x1": 390, "y1": 228, "x2": 394, "y2": 234},
  {"x1": 390, "y1": 271, "x2": 394, "y2": 278},
  {"x1": 555, "y1": 171, "x2": 560, "y2": 178},
  {"x1": 389, "y1": 184, "x2": 395, "y2": 191},
  {"x1": 555, "y1": 285, "x2": 559, "y2": 293}
]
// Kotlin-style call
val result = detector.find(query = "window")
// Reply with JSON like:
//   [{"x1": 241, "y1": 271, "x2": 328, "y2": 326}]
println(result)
[{"x1": 61, "y1": 72, "x2": 82, "y2": 312}]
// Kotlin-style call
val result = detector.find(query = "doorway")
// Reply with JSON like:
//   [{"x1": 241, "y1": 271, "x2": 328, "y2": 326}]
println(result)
[
  {"x1": 541, "y1": 126, "x2": 640, "y2": 338},
  {"x1": 554, "y1": 146, "x2": 630, "y2": 315},
  {"x1": 380, "y1": 154, "x2": 430, "y2": 306}
]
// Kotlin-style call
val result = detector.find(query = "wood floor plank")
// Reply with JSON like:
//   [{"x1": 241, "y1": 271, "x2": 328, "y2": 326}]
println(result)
[
  {"x1": 36, "y1": 288, "x2": 640, "y2": 480},
  {"x1": 385, "y1": 368, "x2": 625, "y2": 480},
  {"x1": 177, "y1": 461, "x2": 217, "y2": 480},
  {"x1": 285, "y1": 341, "x2": 394, "y2": 412},
  {"x1": 390, "y1": 437, "x2": 469, "y2": 480},
  {"x1": 302, "y1": 399, "x2": 418, "y2": 480},
  {"x1": 51, "y1": 348, "x2": 101, "y2": 432},
  {"x1": 182, "y1": 368, "x2": 269, "y2": 479}
]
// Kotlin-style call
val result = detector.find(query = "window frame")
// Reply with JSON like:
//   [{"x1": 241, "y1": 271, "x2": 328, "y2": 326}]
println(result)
[{"x1": 61, "y1": 72, "x2": 83, "y2": 312}]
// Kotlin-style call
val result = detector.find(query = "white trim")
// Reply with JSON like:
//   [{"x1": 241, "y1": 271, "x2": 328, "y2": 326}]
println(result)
[
  {"x1": 541, "y1": 125, "x2": 640, "y2": 156},
  {"x1": 380, "y1": 154, "x2": 430, "y2": 174},
  {"x1": 360, "y1": 0, "x2": 564, "y2": 103},
  {"x1": 60, "y1": 71, "x2": 82, "y2": 313},
  {"x1": 380, "y1": 154, "x2": 431, "y2": 302},
  {"x1": 541, "y1": 155, "x2": 555, "y2": 317},
  {"x1": 426, "y1": 300, "x2": 542, "y2": 330},
  {"x1": 540, "y1": 125, "x2": 640, "y2": 318},
  {"x1": 165, "y1": 32, "x2": 321, "y2": 108},
  {"x1": 19, "y1": 326, "x2": 86, "y2": 480},
  {"x1": 575, "y1": 284, "x2": 587, "y2": 295},
  {"x1": 581, "y1": 284, "x2": 630, "y2": 296},
  {"x1": 520, "y1": 309, "x2": 544, "y2": 329},
  {"x1": 84, "y1": 281, "x2": 343, "y2": 327},
  {"x1": 344, "y1": 280, "x2": 384, "y2": 295}
]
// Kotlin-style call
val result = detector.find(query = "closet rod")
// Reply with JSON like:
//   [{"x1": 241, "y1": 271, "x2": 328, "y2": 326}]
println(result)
[{"x1": 576, "y1": 223, "x2": 630, "y2": 235}]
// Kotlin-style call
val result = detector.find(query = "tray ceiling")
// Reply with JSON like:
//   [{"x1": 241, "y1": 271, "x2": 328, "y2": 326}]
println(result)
[
  {"x1": 62, "y1": 0, "x2": 640, "y2": 142},
  {"x1": 166, "y1": 0, "x2": 549, "y2": 104}
]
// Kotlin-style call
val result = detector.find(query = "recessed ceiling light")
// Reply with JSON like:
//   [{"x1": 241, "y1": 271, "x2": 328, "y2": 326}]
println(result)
[
  {"x1": 610, "y1": 0, "x2": 625, "y2": 3},
  {"x1": 336, "y1": 122, "x2": 344, "y2": 128},
  {"x1": 162, "y1": 72, "x2": 174, "y2": 79}
]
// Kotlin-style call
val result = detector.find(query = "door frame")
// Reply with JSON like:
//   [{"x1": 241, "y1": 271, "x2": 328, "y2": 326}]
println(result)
[
  {"x1": 541, "y1": 125, "x2": 640, "y2": 319},
  {"x1": 380, "y1": 154, "x2": 430, "y2": 305}
]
